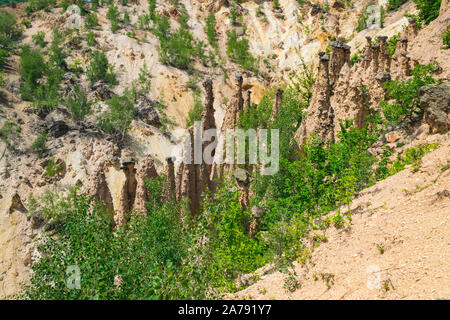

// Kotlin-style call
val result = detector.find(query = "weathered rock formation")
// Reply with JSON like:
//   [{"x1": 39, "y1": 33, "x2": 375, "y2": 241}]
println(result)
[
  {"x1": 85, "y1": 163, "x2": 115, "y2": 224},
  {"x1": 176, "y1": 79, "x2": 217, "y2": 214},
  {"x1": 133, "y1": 156, "x2": 158, "y2": 214},
  {"x1": 419, "y1": 84, "x2": 450, "y2": 134},
  {"x1": 296, "y1": 32, "x2": 420, "y2": 147},
  {"x1": 116, "y1": 159, "x2": 137, "y2": 226}
]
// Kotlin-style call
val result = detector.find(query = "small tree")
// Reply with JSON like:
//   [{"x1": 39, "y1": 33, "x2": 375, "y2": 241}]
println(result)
[{"x1": 86, "y1": 50, "x2": 116, "y2": 86}]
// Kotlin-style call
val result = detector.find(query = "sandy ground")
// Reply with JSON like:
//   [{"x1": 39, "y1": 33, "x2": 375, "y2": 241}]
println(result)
[{"x1": 236, "y1": 134, "x2": 450, "y2": 300}]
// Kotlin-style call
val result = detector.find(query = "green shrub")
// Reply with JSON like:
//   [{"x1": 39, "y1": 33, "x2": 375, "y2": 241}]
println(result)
[
  {"x1": 381, "y1": 63, "x2": 437, "y2": 126},
  {"x1": 98, "y1": 88, "x2": 135, "y2": 138},
  {"x1": 123, "y1": 11, "x2": 131, "y2": 25},
  {"x1": 205, "y1": 12, "x2": 218, "y2": 49},
  {"x1": 356, "y1": 4, "x2": 371, "y2": 32},
  {"x1": 43, "y1": 157, "x2": 63, "y2": 178},
  {"x1": 200, "y1": 181, "x2": 267, "y2": 292},
  {"x1": 32, "y1": 31, "x2": 47, "y2": 48},
  {"x1": 84, "y1": 13, "x2": 99, "y2": 30},
  {"x1": 390, "y1": 142, "x2": 438, "y2": 173},
  {"x1": 387, "y1": 33, "x2": 401, "y2": 56},
  {"x1": 0, "y1": 9, "x2": 22, "y2": 50},
  {"x1": 67, "y1": 85, "x2": 91, "y2": 121},
  {"x1": 413, "y1": 0, "x2": 442, "y2": 25},
  {"x1": 48, "y1": 28, "x2": 67, "y2": 68},
  {"x1": 106, "y1": 5, "x2": 120, "y2": 32},
  {"x1": 30, "y1": 132, "x2": 47, "y2": 157},
  {"x1": 86, "y1": 50, "x2": 116, "y2": 86},
  {"x1": 442, "y1": 25, "x2": 450, "y2": 49},
  {"x1": 387, "y1": 0, "x2": 408, "y2": 11},
  {"x1": 153, "y1": 13, "x2": 200, "y2": 70},
  {"x1": 85, "y1": 30, "x2": 96, "y2": 47},
  {"x1": 19, "y1": 45, "x2": 46, "y2": 100},
  {"x1": 226, "y1": 29, "x2": 258, "y2": 73},
  {"x1": 25, "y1": 0, "x2": 56, "y2": 15},
  {"x1": 22, "y1": 181, "x2": 212, "y2": 299},
  {"x1": 186, "y1": 86, "x2": 202, "y2": 127}
]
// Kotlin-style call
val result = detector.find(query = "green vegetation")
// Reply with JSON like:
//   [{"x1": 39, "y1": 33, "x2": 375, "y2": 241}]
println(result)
[
  {"x1": 67, "y1": 85, "x2": 92, "y2": 121},
  {"x1": 30, "y1": 132, "x2": 47, "y2": 158},
  {"x1": 0, "y1": 9, "x2": 22, "y2": 69},
  {"x1": 43, "y1": 157, "x2": 63, "y2": 178},
  {"x1": 32, "y1": 31, "x2": 46, "y2": 48},
  {"x1": 24, "y1": 0, "x2": 56, "y2": 15},
  {"x1": 22, "y1": 182, "x2": 213, "y2": 299},
  {"x1": 381, "y1": 63, "x2": 438, "y2": 126},
  {"x1": 106, "y1": 5, "x2": 120, "y2": 32},
  {"x1": 226, "y1": 29, "x2": 258, "y2": 73},
  {"x1": 441, "y1": 25, "x2": 450, "y2": 49},
  {"x1": 356, "y1": 3, "x2": 372, "y2": 32},
  {"x1": 98, "y1": 88, "x2": 135, "y2": 138},
  {"x1": 86, "y1": 50, "x2": 116, "y2": 87},
  {"x1": 389, "y1": 142, "x2": 439, "y2": 174},
  {"x1": 86, "y1": 30, "x2": 96, "y2": 47},
  {"x1": 387, "y1": 33, "x2": 401, "y2": 56},
  {"x1": 387, "y1": 0, "x2": 408, "y2": 11},
  {"x1": 350, "y1": 49, "x2": 362, "y2": 66},
  {"x1": 413, "y1": 0, "x2": 442, "y2": 25},
  {"x1": 84, "y1": 13, "x2": 99, "y2": 30},
  {"x1": 205, "y1": 12, "x2": 218, "y2": 49}
]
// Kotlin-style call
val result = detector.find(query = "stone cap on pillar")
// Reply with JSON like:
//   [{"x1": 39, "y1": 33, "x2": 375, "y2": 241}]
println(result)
[
  {"x1": 120, "y1": 157, "x2": 135, "y2": 170},
  {"x1": 318, "y1": 51, "x2": 330, "y2": 61},
  {"x1": 166, "y1": 156, "x2": 176, "y2": 164},
  {"x1": 329, "y1": 40, "x2": 351, "y2": 50},
  {"x1": 203, "y1": 79, "x2": 213, "y2": 88}
]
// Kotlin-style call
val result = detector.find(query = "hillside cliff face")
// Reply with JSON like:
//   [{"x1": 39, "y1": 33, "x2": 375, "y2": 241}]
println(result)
[{"x1": 0, "y1": 0, "x2": 448, "y2": 298}]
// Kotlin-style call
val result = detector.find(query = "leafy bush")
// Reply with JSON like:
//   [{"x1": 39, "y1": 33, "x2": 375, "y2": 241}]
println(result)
[
  {"x1": 30, "y1": 132, "x2": 47, "y2": 157},
  {"x1": 19, "y1": 45, "x2": 46, "y2": 100},
  {"x1": 389, "y1": 142, "x2": 438, "y2": 173},
  {"x1": 200, "y1": 181, "x2": 267, "y2": 292},
  {"x1": 381, "y1": 63, "x2": 437, "y2": 126},
  {"x1": 86, "y1": 50, "x2": 116, "y2": 86},
  {"x1": 98, "y1": 88, "x2": 136, "y2": 138},
  {"x1": 22, "y1": 182, "x2": 212, "y2": 299},
  {"x1": 0, "y1": 9, "x2": 22, "y2": 51},
  {"x1": 32, "y1": 31, "x2": 47, "y2": 48},
  {"x1": 106, "y1": 5, "x2": 120, "y2": 32},
  {"x1": 25, "y1": 0, "x2": 56, "y2": 15},
  {"x1": 413, "y1": 0, "x2": 442, "y2": 24},
  {"x1": 387, "y1": 0, "x2": 408, "y2": 11},
  {"x1": 85, "y1": 30, "x2": 96, "y2": 47},
  {"x1": 226, "y1": 29, "x2": 258, "y2": 73},
  {"x1": 387, "y1": 33, "x2": 401, "y2": 56},
  {"x1": 152, "y1": 13, "x2": 202, "y2": 70},
  {"x1": 84, "y1": 13, "x2": 99, "y2": 30},
  {"x1": 204, "y1": 12, "x2": 218, "y2": 49},
  {"x1": 442, "y1": 25, "x2": 450, "y2": 49},
  {"x1": 186, "y1": 86, "x2": 202, "y2": 127},
  {"x1": 67, "y1": 85, "x2": 91, "y2": 121},
  {"x1": 43, "y1": 157, "x2": 63, "y2": 178}
]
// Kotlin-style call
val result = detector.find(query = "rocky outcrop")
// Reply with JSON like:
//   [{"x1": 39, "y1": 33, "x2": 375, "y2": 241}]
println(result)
[
  {"x1": 135, "y1": 96, "x2": 160, "y2": 127},
  {"x1": 271, "y1": 89, "x2": 284, "y2": 121},
  {"x1": 116, "y1": 159, "x2": 137, "y2": 226},
  {"x1": 176, "y1": 79, "x2": 217, "y2": 214},
  {"x1": 328, "y1": 41, "x2": 351, "y2": 85},
  {"x1": 234, "y1": 168, "x2": 252, "y2": 212},
  {"x1": 296, "y1": 52, "x2": 335, "y2": 146},
  {"x1": 221, "y1": 73, "x2": 244, "y2": 131},
  {"x1": 85, "y1": 163, "x2": 115, "y2": 224},
  {"x1": 296, "y1": 32, "x2": 419, "y2": 147},
  {"x1": 419, "y1": 84, "x2": 450, "y2": 134},
  {"x1": 133, "y1": 156, "x2": 158, "y2": 214}
]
